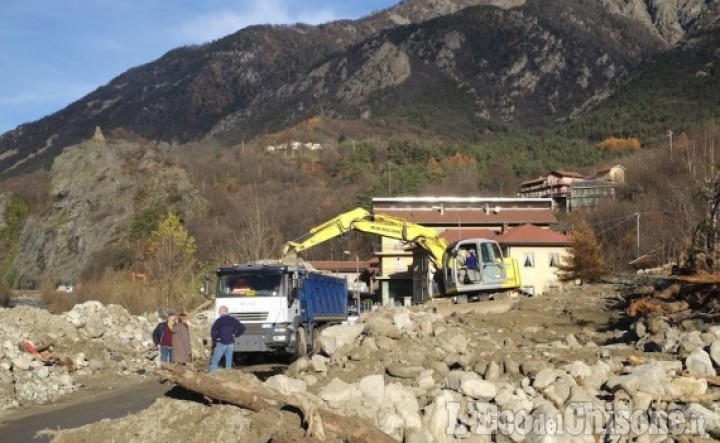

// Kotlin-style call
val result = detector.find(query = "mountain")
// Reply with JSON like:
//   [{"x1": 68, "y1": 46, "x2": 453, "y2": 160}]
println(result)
[{"x1": 0, "y1": 0, "x2": 719, "y2": 176}]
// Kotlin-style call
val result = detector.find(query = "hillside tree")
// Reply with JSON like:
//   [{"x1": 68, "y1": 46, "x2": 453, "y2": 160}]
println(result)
[
  {"x1": 146, "y1": 212, "x2": 197, "y2": 307},
  {"x1": 557, "y1": 219, "x2": 608, "y2": 283}
]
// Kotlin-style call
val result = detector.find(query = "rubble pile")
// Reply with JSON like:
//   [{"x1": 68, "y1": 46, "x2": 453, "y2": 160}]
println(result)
[
  {"x1": 46, "y1": 283, "x2": 720, "y2": 442},
  {"x1": 0, "y1": 301, "x2": 212, "y2": 410}
]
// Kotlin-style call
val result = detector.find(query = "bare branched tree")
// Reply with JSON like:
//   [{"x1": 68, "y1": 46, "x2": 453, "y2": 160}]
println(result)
[{"x1": 232, "y1": 188, "x2": 284, "y2": 263}]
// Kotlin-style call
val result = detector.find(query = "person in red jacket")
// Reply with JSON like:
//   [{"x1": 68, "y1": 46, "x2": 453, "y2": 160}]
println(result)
[{"x1": 152, "y1": 312, "x2": 176, "y2": 363}]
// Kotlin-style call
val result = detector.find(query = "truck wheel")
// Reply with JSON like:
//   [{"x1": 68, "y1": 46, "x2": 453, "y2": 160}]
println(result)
[{"x1": 295, "y1": 327, "x2": 308, "y2": 359}]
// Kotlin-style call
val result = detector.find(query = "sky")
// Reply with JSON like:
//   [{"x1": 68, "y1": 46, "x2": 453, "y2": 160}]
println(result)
[{"x1": 0, "y1": 0, "x2": 398, "y2": 134}]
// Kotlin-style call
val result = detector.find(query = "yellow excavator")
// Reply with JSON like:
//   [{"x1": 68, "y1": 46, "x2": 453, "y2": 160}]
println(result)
[{"x1": 281, "y1": 207, "x2": 521, "y2": 301}]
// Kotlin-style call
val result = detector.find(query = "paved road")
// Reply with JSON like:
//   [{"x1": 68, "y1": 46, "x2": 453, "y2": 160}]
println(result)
[
  {"x1": 0, "y1": 379, "x2": 169, "y2": 442},
  {"x1": 0, "y1": 358, "x2": 287, "y2": 443}
]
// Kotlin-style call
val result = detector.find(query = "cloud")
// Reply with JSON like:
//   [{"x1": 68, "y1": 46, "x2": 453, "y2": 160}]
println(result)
[{"x1": 175, "y1": 0, "x2": 340, "y2": 44}]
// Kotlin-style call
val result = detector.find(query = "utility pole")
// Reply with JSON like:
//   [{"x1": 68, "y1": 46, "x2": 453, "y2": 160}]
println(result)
[
  {"x1": 667, "y1": 129, "x2": 674, "y2": 160},
  {"x1": 388, "y1": 165, "x2": 391, "y2": 197},
  {"x1": 636, "y1": 212, "x2": 641, "y2": 259}
]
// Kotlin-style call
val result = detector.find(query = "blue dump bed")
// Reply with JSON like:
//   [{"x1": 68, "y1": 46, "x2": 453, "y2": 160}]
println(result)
[{"x1": 300, "y1": 272, "x2": 348, "y2": 323}]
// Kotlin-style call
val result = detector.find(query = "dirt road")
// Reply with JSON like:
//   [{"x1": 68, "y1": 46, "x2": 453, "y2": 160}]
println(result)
[
  {"x1": 0, "y1": 356, "x2": 288, "y2": 443},
  {"x1": 0, "y1": 379, "x2": 169, "y2": 442}
]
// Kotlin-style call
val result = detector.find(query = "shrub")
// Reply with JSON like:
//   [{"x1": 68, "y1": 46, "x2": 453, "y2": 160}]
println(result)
[{"x1": 597, "y1": 137, "x2": 641, "y2": 152}]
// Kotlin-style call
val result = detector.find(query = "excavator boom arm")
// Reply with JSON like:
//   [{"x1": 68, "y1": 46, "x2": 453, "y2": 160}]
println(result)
[{"x1": 282, "y1": 208, "x2": 447, "y2": 268}]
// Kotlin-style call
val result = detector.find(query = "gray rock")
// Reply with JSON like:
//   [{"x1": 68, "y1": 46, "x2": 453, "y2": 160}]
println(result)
[
  {"x1": 375, "y1": 336, "x2": 397, "y2": 351},
  {"x1": 386, "y1": 363, "x2": 425, "y2": 379},
  {"x1": 417, "y1": 370, "x2": 435, "y2": 390},
  {"x1": 709, "y1": 340, "x2": 720, "y2": 367},
  {"x1": 633, "y1": 319, "x2": 647, "y2": 338},
  {"x1": 707, "y1": 326, "x2": 720, "y2": 338},
  {"x1": 310, "y1": 354, "x2": 328, "y2": 373},
  {"x1": 364, "y1": 316, "x2": 402, "y2": 340},
  {"x1": 520, "y1": 360, "x2": 546, "y2": 377},
  {"x1": 423, "y1": 390, "x2": 458, "y2": 443},
  {"x1": 631, "y1": 391, "x2": 653, "y2": 411},
  {"x1": 646, "y1": 314, "x2": 668, "y2": 336},
  {"x1": 460, "y1": 378, "x2": 497, "y2": 401},
  {"x1": 685, "y1": 348, "x2": 716, "y2": 378},
  {"x1": 679, "y1": 331, "x2": 705, "y2": 356},
  {"x1": 392, "y1": 310, "x2": 414, "y2": 331},
  {"x1": 264, "y1": 374, "x2": 307, "y2": 396},
  {"x1": 318, "y1": 324, "x2": 364, "y2": 356},
  {"x1": 666, "y1": 376, "x2": 707, "y2": 398},
  {"x1": 11, "y1": 357, "x2": 31, "y2": 371},
  {"x1": 502, "y1": 358, "x2": 520, "y2": 376},
  {"x1": 533, "y1": 368, "x2": 564, "y2": 390},
  {"x1": 565, "y1": 361, "x2": 592, "y2": 379},
  {"x1": 294, "y1": 356, "x2": 309, "y2": 373},
  {"x1": 444, "y1": 370, "x2": 477, "y2": 391},
  {"x1": 318, "y1": 377, "x2": 361, "y2": 408},
  {"x1": 358, "y1": 374, "x2": 384, "y2": 408},
  {"x1": 428, "y1": 361, "x2": 449, "y2": 380},
  {"x1": 383, "y1": 383, "x2": 422, "y2": 430},
  {"x1": 685, "y1": 403, "x2": 720, "y2": 437},
  {"x1": 485, "y1": 361, "x2": 501, "y2": 381},
  {"x1": 606, "y1": 361, "x2": 668, "y2": 396},
  {"x1": 565, "y1": 334, "x2": 581, "y2": 349},
  {"x1": 36, "y1": 366, "x2": 50, "y2": 379},
  {"x1": 378, "y1": 412, "x2": 405, "y2": 440}
]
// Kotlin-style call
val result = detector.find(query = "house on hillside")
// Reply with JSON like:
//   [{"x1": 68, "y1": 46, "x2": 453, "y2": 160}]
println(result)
[
  {"x1": 517, "y1": 170, "x2": 585, "y2": 211},
  {"x1": 519, "y1": 165, "x2": 626, "y2": 212},
  {"x1": 371, "y1": 197, "x2": 557, "y2": 305}
]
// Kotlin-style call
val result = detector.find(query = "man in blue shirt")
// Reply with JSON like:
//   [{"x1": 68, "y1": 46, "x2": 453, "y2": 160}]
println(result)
[
  {"x1": 210, "y1": 305, "x2": 246, "y2": 372},
  {"x1": 464, "y1": 250, "x2": 480, "y2": 284}
]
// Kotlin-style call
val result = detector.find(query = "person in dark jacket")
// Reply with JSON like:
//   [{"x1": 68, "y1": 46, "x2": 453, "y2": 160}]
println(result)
[
  {"x1": 210, "y1": 305, "x2": 245, "y2": 372},
  {"x1": 152, "y1": 312, "x2": 176, "y2": 363}
]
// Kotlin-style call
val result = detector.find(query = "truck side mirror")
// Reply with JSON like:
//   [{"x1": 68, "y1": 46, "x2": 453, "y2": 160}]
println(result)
[
  {"x1": 200, "y1": 275, "x2": 213, "y2": 299},
  {"x1": 288, "y1": 287, "x2": 298, "y2": 308}
]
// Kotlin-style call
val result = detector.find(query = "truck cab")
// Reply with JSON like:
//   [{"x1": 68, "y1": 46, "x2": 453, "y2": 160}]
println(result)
[{"x1": 209, "y1": 263, "x2": 347, "y2": 357}]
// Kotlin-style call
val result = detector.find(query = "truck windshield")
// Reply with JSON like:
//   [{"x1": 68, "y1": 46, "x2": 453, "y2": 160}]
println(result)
[{"x1": 218, "y1": 274, "x2": 283, "y2": 297}]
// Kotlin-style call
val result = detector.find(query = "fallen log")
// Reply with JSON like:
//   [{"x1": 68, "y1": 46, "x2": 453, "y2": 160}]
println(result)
[{"x1": 156, "y1": 364, "x2": 395, "y2": 443}]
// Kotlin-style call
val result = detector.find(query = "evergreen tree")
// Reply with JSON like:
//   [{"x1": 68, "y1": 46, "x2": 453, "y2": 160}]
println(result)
[{"x1": 557, "y1": 219, "x2": 608, "y2": 283}]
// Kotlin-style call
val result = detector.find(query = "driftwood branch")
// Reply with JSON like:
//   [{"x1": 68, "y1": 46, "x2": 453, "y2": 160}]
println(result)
[{"x1": 156, "y1": 364, "x2": 395, "y2": 443}]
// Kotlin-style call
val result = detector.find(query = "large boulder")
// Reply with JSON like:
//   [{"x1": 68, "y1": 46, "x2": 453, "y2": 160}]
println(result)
[
  {"x1": 423, "y1": 390, "x2": 459, "y2": 443},
  {"x1": 318, "y1": 324, "x2": 365, "y2": 356},
  {"x1": 605, "y1": 361, "x2": 670, "y2": 396},
  {"x1": 318, "y1": 377, "x2": 361, "y2": 409},
  {"x1": 263, "y1": 374, "x2": 307, "y2": 396},
  {"x1": 686, "y1": 348, "x2": 716, "y2": 378}
]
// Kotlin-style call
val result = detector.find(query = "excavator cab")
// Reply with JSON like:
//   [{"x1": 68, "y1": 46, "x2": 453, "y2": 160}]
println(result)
[{"x1": 442, "y1": 239, "x2": 518, "y2": 298}]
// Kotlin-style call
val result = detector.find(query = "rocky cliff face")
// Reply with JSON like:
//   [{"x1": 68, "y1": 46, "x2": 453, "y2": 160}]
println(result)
[
  {"x1": 0, "y1": 0, "x2": 718, "y2": 177},
  {"x1": 8, "y1": 139, "x2": 199, "y2": 288},
  {"x1": 601, "y1": 0, "x2": 720, "y2": 44},
  {"x1": 211, "y1": 0, "x2": 664, "y2": 137}
]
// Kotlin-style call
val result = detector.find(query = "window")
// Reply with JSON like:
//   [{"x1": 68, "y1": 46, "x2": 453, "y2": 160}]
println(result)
[
  {"x1": 523, "y1": 253, "x2": 535, "y2": 268},
  {"x1": 549, "y1": 253, "x2": 560, "y2": 267}
]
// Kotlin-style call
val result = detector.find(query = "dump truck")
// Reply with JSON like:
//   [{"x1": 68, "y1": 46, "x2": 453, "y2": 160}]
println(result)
[{"x1": 203, "y1": 262, "x2": 348, "y2": 358}]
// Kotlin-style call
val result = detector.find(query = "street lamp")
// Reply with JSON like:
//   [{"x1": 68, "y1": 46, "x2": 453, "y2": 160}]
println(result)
[{"x1": 344, "y1": 251, "x2": 361, "y2": 314}]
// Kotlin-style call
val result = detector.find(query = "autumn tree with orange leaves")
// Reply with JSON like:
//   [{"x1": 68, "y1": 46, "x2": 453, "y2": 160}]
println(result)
[{"x1": 557, "y1": 220, "x2": 608, "y2": 283}]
